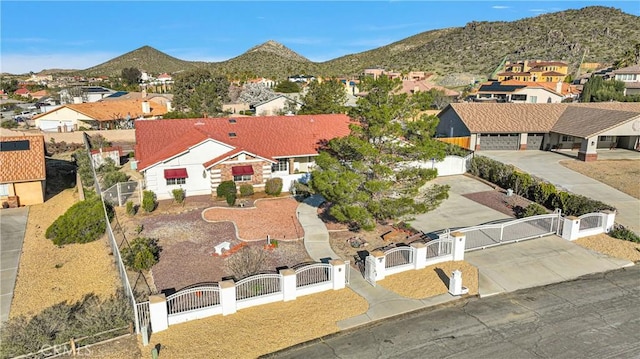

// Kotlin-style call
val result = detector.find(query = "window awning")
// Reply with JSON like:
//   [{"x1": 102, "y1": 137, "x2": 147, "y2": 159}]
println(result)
[
  {"x1": 232, "y1": 165, "x2": 254, "y2": 176},
  {"x1": 164, "y1": 168, "x2": 188, "y2": 179}
]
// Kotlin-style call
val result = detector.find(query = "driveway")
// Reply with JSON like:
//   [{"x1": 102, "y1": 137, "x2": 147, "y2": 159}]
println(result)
[
  {"x1": 481, "y1": 150, "x2": 640, "y2": 234},
  {"x1": 0, "y1": 207, "x2": 29, "y2": 324},
  {"x1": 465, "y1": 235, "x2": 633, "y2": 297},
  {"x1": 410, "y1": 175, "x2": 511, "y2": 235}
]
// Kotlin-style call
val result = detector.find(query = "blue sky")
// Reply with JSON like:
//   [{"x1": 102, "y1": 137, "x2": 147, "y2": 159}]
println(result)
[{"x1": 1, "y1": 1, "x2": 639, "y2": 74}]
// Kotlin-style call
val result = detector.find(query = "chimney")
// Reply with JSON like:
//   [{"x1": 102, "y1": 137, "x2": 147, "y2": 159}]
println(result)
[
  {"x1": 142, "y1": 101, "x2": 151, "y2": 114},
  {"x1": 142, "y1": 89, "x2": 147, "y2": 98},
  {"x1": 414, "y1": 86, "x2": 420, "y2": 93},
  {"x1": 556, "y1": 81, "x2": 562, "y2": 94},
  {"x1": 166, "y1": 101, "x2": 172, "y2": 112}
]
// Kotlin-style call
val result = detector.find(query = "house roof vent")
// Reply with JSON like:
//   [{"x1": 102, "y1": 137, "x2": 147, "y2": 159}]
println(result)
[
  {"x1": 229, "y1": 118, "x2": 237, "y2": 123},
  {"x1": 194, "y1": 121, "x2": 205, "y2": 126},
  {"x1": 228, "y1": 132, "x2": 237, "y2": 138}
]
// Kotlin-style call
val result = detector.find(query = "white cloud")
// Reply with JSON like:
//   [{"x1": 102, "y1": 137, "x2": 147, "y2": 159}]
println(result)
[
  {"x1": 492, "y1": 6, "x2": 510, "y2": 10},
  {"x1": 529, "y1": 9, "x2": 547, "y2": 13},
  {"x1": 0, "y1": 52, "x2": 117, "y2": 74},
  {"x1": 2, "y1": 37, "x2": 49, "y2": 43}
]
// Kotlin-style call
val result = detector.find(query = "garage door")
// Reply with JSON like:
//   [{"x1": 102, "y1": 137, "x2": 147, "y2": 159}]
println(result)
[
  {"x1": 526, "y1": 133, "x2": 544, "y2": 150},
  {"x1": 479, "y1": 134, "x2": 519, "y2": 150},
  {"x1": 38, "y1": 120, "x2": 74, "y2": 132}
]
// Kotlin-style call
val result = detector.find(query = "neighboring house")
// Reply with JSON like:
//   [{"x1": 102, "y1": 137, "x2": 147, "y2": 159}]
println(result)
[
  {"x1": 0, "y1": 135, "x2": 47, "y2": 206},
  {"x1": 474, "y1": 80, "x2": 579, "y2": 103},
  {"x1": 437, "y1": 102, "x2": 640, "y2": 161},
  {"x1": 222, "y1": 103, "x2": 251, "y2": 115},
  {"x1": 399, "y1": 80, "x2": 460, "y2": 98},
  {"x1": 90, "y1": 146, "x2": 122, "y2": 168},
  {"x1": 339, "y1": 79, "x2": 360, "y2": 96},
  {"x1": 156, "y1": 73, "x2": 173, "y2": 84},
  {"x1": 33, "y1": 99, "x2": 168, "y2": 131},
  {"x1": 134, "y1": 114, "x2": 352, "y2": 200},
  {"x1": 497, "y1": 60, "x2": 569, "y2": 83},
  {"x1": 247, "y1": 77, "x2": 276, "y2": 88},
  {"x1": 59, "y1": 86, "x2": 116, "y2": 104},
  {"x1": 613, "y1": 64, "x2": 640, "y2": 96},
  {"x1": 253, "y1": 95, "x2": 302, "y2": 116},
  {"x1": 29, "y1": 90, "x2": 49, "y2": 100},
  {"x1": 14, "y1": 88, "x2": 31, "y2": 98}
]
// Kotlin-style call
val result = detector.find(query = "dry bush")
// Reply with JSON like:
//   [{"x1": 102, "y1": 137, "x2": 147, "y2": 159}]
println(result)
[{"x1": 225, "y1": 246, "x2": 268, "y2": 280}]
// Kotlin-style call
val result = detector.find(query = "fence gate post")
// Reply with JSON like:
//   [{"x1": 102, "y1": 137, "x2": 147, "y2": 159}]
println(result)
[
  {"x1": 219, "y1": 280, "x2": 237, "y2": 316},
  {"x1": 117, "y1": 182, "x2": 123, "y2": 207},
  {"x1": 452, "y1": 232, "x2": 466, "y2": 260},
  {"x1": 148, "y1": 294, "x2": 168, "y2": 333},
  {"x1": 561, "y1": 216, "x2": 580, "y2": 241},
  {"x1": 280, "y1": 269, "x2": 297, "y2": 301},
  {"x1": 411, "y1": 243, "x2": 427, "y2": 270},
  {"x1": 603, "y1": 210, "x2": 616, "y2": 233},
  {"x1": 330, "y1": 260, "x2": 346, "y2": 290},
  {"x1": 371, "y1": 250, "x2": 386, "y2": 281}
]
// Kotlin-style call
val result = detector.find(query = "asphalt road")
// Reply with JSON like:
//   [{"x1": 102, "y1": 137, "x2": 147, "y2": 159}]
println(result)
[{"x1": 267, "y1": 266, "x2": 640, "y2": 359}]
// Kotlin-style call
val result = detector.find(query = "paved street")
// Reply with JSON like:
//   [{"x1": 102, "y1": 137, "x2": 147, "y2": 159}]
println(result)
[
  {"x1": 0, "y1": 207, "x2": 29, "y2": 324},
  {"x1": 268, "y1": 266, "x2": 640, "y2": 359}
]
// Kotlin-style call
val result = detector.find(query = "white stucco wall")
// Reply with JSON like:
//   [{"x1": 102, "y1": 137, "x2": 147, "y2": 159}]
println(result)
[
  {"x1": 143, "y1": 140, "x2": 234, "y2": 200},
  {"x1": 515, "y1": 88, "x2": 563, "y2": 104},
  {"x1": 35, "y1": 107, "x2": 94, "y2": 130}
]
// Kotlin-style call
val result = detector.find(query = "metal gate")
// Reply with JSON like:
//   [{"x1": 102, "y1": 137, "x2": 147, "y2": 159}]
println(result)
[
  {"x1": 364, "y1": 255, "x2": 377, "y2": 287},
  {"x1": 459, "y1": 211, "x2": 562, "y2": 251}
]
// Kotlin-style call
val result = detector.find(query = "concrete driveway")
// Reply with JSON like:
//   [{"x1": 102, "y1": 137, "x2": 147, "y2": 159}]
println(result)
[
  {"x1": 466, "y1": 235, "x2": 634, "y2": 298},
  {"x1": 0, "y1": 207, "x2": 29, "y2": 324},
  {"x1": 410, "y1": 175, "x2": 511, "y2": 236},
  {"x1": 482, "y1": 150, "x2": 640, "y2": 234}
]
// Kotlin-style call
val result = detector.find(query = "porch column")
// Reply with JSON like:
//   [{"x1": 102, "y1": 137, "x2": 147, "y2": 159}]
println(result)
[
  {"x1": 519, "y1": 133, "x2": 528, "y2": 150},
  {"x1": 411, "y1": 243, "x2": 427, "y2": 270},
  {"x1": 578, "y1": 136, "x2": 598, "y2": 162},
  {"x1": 288, "y1": 158, "x2": 295, "y2": 174},
  {"x1": 280, "y1": 269, "x2": 297, "y2": 302}
]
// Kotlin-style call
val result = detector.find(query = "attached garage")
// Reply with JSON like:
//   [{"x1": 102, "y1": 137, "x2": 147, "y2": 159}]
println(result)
[
  {"x1": 479, "y1": 134, "x2": 519, "y2": 150},
  {"x1": 526, "y1": 133, "x2": 545, "y2": 150},
  {"x1": 36, "y1": 119, "x2": 75, "y2": 132}
]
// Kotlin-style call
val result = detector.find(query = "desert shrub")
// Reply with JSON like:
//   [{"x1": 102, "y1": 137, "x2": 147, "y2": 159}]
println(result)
[
  {"x1": 216, "y1": 180, "x2": 237, "y2": 198},
  {"x1": 239, "y1": 183, "x2": 254, "y2": 197},
  {"x1": 0, "y1": 291, "x2": 132, "y2": 358},
  {"x1": 224, "y1": 246, "x2": 267, "y2": 280},
  {"x1": 507, "y1": 171, "x2": 533, "y2": 196},
  {"x1": 516, "y1": 203, "x2": 549, "y2": 218},
  {"x1": 141, "y1": 190, "x2": 156, "y2": 213},
  {"x1": 1, "y1": 120, "x2": 18, "y2": 129},
  {"x1": 121, "y1": 237, "x2": 161, "y2": 271},
  {"x1": 102, "y1": 170, "x2": 129, "y2": 189},
  {"x1": 45, "y1": 194, "x2": 113, "y2": 245},
  {"x1": 226, "y1": 192, "x2": 236, "y2": 206},
  {"x1": 609, "y1": 225, "x2": 640, "y2": 243},
  {"x1": 125, "y1": 200, "x2": 136, "y2": 216},
  {"x1": 172, "y1": 188, "x2": 186, "y2": 204},
  {"x1": 468, "y1": 155, "x2": 514, "y2": 188},
  {"x1": 73, "y1": 149, "x2": 94, "y2": 187},
  {"x1": 291, "y1": 180, "x2": 314, "y2": 199},
  {"x1": 528, "y1": 180, "x2": 557, "y2": 207},
  {"x1": 265, "y1": 178, "x2": 283, "y2": 196}
]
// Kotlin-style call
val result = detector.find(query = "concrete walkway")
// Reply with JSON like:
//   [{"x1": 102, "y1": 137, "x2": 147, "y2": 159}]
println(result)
[
  {"x1": 297, "y1": 195, "x2": 459, "y2": 329},
  {"x1": 0, "y1": 207, "x2": 29, "y2": 324},
  {"x1": 482, "y1": 150, "x2": 640, "y2": 234}
]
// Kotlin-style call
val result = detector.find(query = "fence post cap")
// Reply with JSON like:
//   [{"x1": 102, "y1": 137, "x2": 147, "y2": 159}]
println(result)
[
  {"x1": 567, "y1": 216, "x2": 579, "y2": 220},
  {"x1": 329, "y1": 259, "x2": 344, "y2": 266},
  {"x1": 451, "y1": 231, "x2": 465, "y2": 237},
  {"x1": 410, "y1": 242, "x2": 425, "y2": 248},
  {"x1": 279, "y1": 268, "x2": 295, "y2": 276},
  {"x1": 149, "y1": 294, "x2": 166, "y2": 303},
  {"x1": 219, "y1": 279, "x2": 235, "y2": 288},
  {"x1": 371, "y1": 250, "x2": 385, "y2": 257}
]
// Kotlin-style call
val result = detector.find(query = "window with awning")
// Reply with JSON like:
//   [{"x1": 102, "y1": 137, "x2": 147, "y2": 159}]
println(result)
[
  {"x1": 164, "y1": 168, "x2": 188, "y2": 179},
  {"x1": 231, "y1": 165, "x2": 254, "y2": 176}
]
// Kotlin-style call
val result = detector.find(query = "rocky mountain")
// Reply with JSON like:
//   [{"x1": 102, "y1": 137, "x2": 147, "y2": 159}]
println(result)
[{"x1": 73, "y1": 6, "x2": 639, "y2": 80}]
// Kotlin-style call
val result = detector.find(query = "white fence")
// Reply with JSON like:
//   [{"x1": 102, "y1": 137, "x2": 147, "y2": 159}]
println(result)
[
  {"x1": 365, "y1": 237, "x2": 460, "y2": 284},
  {"x1": 562, "y1": 211, "x2": 615, "y2": 241},
  {"x1": 403, "y1": 154, "x2": 474, "y2": 177},
  {"x1": 148, "y1": 260, "x2": 347, "y2": 332}
]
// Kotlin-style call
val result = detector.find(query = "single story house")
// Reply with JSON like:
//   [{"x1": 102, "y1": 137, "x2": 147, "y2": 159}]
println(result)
[
  {"x1": 474, "y1": 80, "x2": 579, "y2": 103},
  {"x1": 33, "y1": 99, "x2": 168, "y2": 131},
  {"x1": 0, "y1": 135, "x2": 47, "y2": 206},
  {"x1": 437, "y1": 102, "x2": 640, "y2": 161},
  {"x1": 134, "y1": 114, "x2": 352, "y2": 200},
  {"x1": 252, "y1": 95, "x2": 302, "y2": 116}
]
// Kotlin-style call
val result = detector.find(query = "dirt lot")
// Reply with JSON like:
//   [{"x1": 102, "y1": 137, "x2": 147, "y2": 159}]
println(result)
[
  {"x1": 140, "y1": 288, "x2": 368, "y2": 359},
  {"x1": 559, "y1": 159, "x2": 640, "y2": 199},
  {"x1": 10, "y1": 189, "x2": 120, "y2": 318},
  {"x1": 463, "y1": 189, "x2": 535, "y2": 217},
  {"x1": 116, "y1": 196, "x2": 311, "y2": 292}
]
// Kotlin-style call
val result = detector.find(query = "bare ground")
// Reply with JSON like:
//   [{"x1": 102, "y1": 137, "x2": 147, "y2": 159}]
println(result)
[
  {"x1": 10, "y1": 189, "x2": 120, "y2": 318},
  {"x1": 139, "y1": 289, "x2": 368, "y2": 359},
  {"x1": 575, "y1": 233, "x2": 640, "y2": 263},
  {"x1": 377, "y1": 261, "x2": 479, "y2": 298},
  {"x1": 559, "y1": 159, "x2": 640, "y2": 199}
]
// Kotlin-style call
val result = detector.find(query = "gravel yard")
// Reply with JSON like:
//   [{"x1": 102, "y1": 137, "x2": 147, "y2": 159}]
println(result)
[
  {"x1": 575, "y1": 233, "x2": 640, "y2": 263},
  {"x1": 140, "y1": 288, "x2": 368, "y2": 359},
  {"x1": 377, "y1": 261, "x2": 478, "y2": 298},
  {"x1": 559, "y1": 159, "x2": 640, "y2": 199},
  {"x1": 10, "y1": 189, "x2": 120, "y2": 318},
  {"x1": 463, "y1": 189, "x2": 534, "y2": 217}
]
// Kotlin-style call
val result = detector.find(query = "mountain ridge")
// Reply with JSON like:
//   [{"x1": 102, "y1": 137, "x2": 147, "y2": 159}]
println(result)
[{"x1": 41, "y1": 6, "x2": 640, "y2": 79}]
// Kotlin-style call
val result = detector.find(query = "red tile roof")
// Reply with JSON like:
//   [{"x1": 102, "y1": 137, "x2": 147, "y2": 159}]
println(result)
[
  {"x1": 33, "y1": 99, "x2": 167, "y2": 122},
  {"x1": 0, "y1": 135, "x2": 46, "y2": 183},
  {"x1": 14, "y1": 88, "x2": 30, "y2": 95},
  {"x1": 135, "y1": 114, "x2": 353, "y2": 171}
]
